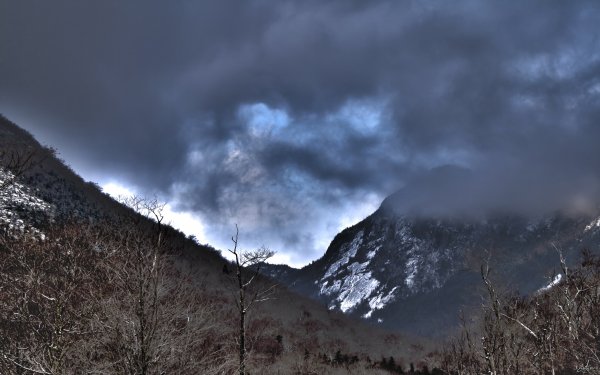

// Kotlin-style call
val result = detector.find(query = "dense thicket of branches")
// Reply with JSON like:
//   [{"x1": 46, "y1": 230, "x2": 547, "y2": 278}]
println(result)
[
  {"x1": 0, "y1": 201, "x2": 233, "y2": 374},
  {"x1": 439, "y1": 250, "x2": 600, "y2": 375},
  {"x1": 0, "y1": 149, "x2": 37, "y2": 192}
]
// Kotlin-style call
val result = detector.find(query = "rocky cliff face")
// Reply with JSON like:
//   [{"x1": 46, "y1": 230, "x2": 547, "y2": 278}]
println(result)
[{"x1": 262, "y1": 189, "x2": 600, "y2": 336}]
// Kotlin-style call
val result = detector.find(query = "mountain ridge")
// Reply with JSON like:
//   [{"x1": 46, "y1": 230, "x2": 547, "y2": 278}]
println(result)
[{"x1": 260, "y1": 179, "x2": 600, "y2": 336}]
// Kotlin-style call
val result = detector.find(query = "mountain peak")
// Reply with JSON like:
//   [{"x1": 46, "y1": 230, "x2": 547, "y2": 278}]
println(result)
[{"x1": 263, "y1": 185, "x2": 600, "y2": 336}]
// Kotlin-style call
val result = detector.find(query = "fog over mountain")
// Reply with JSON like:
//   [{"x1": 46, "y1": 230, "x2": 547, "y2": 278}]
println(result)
[{"x1": 2, "y1": 1, "x2": 600, "y2": 265}]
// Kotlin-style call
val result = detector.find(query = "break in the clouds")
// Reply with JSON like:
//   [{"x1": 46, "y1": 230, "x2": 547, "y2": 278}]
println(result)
[{"x1": 1, "y1": 1, "x2": 600, "y2": 266}]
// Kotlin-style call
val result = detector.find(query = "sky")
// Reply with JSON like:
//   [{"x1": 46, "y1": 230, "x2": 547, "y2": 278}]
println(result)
[{"x1": 1, "y1": 1, "x2": 600, "y2": 267}]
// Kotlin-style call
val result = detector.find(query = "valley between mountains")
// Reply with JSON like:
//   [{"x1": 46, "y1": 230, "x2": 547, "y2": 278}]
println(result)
[{"x1": 2, "y1": 116, "x2": 600, "y2": 374}]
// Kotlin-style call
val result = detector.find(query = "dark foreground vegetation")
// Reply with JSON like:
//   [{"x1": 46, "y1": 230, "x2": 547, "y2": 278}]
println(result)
[
  {"x1": 5, "y1": 185, "x2": 599, "y2": 375},
  {"x1": 440, "y1": 250, "x2": 600, "y2": 375},
  {"x1": 0, "y1": 208, "x2": 437, "y2": 374},
  {"x1": 0, "y1": 204, "x2": 233, "y2": 374}
]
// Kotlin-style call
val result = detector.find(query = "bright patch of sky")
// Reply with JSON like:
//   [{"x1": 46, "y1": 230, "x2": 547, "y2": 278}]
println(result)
[
  {"x1": 327, "y1": 98, "x2": 386, "y2": 134},
  {"x1": 102, "y1": 182, "x2": 136, "y2": 199},
  {"x1": 102, "y1": 180, "x2": 380, "y2": 268},
  {"x1": 328, "y1": 192, "x2": 381, "y2": 234},
  {"x1": 238, "y1": 102, "x2": 290, "y2": 137},
  {"x1": 186, "y1": 149, "x2": 205, "y2": 166},
  {"x1": 102, "y1": 181, "x2": 208, "y2": 245}
]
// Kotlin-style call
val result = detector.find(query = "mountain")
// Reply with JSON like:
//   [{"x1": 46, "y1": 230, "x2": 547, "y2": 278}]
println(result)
[
  {"x1": 0, "y1": 115, "x2": 436, "y2": 373},
  {"x1": 260, "y1": 168, "x2": 600, "y2": 337}
]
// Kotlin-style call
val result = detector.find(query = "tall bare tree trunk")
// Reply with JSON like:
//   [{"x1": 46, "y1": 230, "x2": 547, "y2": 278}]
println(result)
[
  {"x1": 228, "y1": 225, "x2": 274, "y2": 375},
  {"x1": 239, "y1": 277, "x2": 246, "y2": 375}
]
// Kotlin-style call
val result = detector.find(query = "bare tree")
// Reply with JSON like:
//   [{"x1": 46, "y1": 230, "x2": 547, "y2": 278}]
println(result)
[
  {"x1": 440, "y1": 248, "x2": 600, "y2": 375},
  {"x1": 88, "y1": 197, "x2": 233, "y2": 374},
  {"x1": 0, "y1": 149, "x2": 37, "y2": 193},
  {"x1": 552, "y1": 248, "x2": 600, "y2": 372},
  {"x1": 89, "y1": 197, "x2": 168, "y2": 375},
  {"x1": 0, "y1": 224, "x2": 103, "y2": 374},
  {"x1": 227, "y1": 225, "x2": 275, "y2": 375}
]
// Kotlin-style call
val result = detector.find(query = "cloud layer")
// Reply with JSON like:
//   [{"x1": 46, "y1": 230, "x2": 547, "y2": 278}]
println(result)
[{"x1": 2, "y1": 1, "x2": 600, "y2": 265}]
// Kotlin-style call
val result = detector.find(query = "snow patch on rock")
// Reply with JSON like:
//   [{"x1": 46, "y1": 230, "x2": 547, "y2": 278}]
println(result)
[
  {"x1": 363, "y1": 287, "x2": 398, "y2": 318},
  {"x1": 323, "y1": 231, "x2": 364, "y2": 279},
  {"x1": 366, "y1": 245, "x2": 381, "y2": 260},
  {"x1": 337, "y1": 269, "x2": 379, "y2": 313},
  {"x1": 321, "y1": 255, "x2": 380, "y2": 313},
  {"x1": 405, "y1": 257, "x2": 419, "y2": 288},
  {"x1": 320, "y1": 279, "x2": 342, "y2": 295},
  {"x1": 584, "y1": 217, "x2": 600, "y2": 232}
]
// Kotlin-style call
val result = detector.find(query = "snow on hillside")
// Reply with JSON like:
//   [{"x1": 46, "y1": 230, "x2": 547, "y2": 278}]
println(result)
[
  {"x1": 537, "y1": 273, "x2": 563, "y2": 294},
  {"x1": 323, "y1": 231, "x2": 364, "y2": 279},
  {"x1": 585, "y1": 216, "x2": 600, "y2": 232},
  {"x1": 320, "y1": 230, "x2": 384, "y2": 313},
  {"x1": 0, "y1": 168, "x2": 54, "y2": 237},
  {"x1": 317, "y1": 218, "x2": 458, "y2": 318}
]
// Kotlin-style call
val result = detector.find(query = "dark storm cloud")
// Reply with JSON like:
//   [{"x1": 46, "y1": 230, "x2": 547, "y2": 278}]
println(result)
[{"x1": 2, "y1": 0, "x2": 600, "y2": 265}]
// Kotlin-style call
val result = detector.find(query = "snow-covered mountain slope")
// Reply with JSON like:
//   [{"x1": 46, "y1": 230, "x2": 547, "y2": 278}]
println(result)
[{"x1": 262, "y1": 190, "x2": 600, "y2": 337}]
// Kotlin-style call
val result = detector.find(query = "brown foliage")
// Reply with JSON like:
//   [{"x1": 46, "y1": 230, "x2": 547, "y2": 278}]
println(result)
[
  {"x1": 439, "y1": 249, "x2": 600, "y2": 375},
  {"x1": 0, "y1": 201, "x2": 233, "y2": 374}
]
